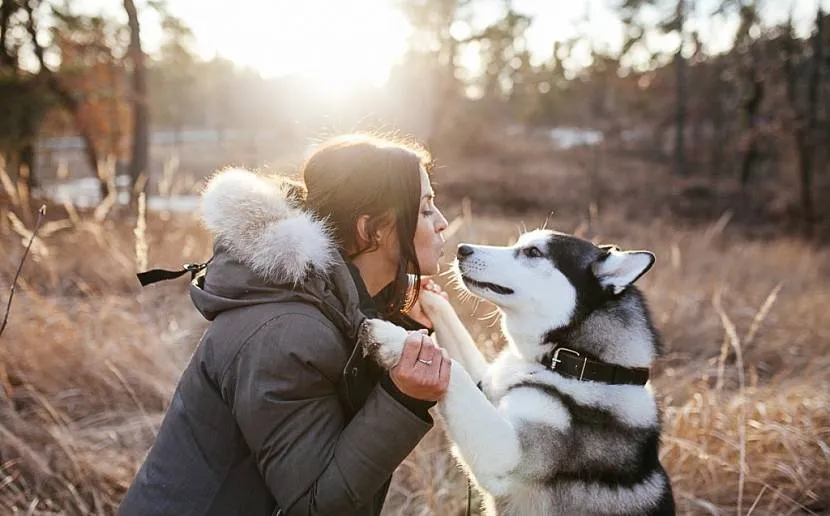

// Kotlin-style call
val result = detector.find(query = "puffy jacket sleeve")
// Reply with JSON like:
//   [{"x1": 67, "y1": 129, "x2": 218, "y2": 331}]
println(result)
[{"x1": 223, "y1": 312, "x2": 431, "y2": 515}]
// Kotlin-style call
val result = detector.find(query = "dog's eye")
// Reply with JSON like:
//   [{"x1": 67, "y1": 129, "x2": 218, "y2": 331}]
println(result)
[{"x1": 523, "y1": 246, "x2": 543, "y2": 258}]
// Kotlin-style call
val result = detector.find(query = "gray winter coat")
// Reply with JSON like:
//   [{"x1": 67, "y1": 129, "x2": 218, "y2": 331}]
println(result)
[{"x1": 118, "y1": 169, "x2": 433, "y2": 516}]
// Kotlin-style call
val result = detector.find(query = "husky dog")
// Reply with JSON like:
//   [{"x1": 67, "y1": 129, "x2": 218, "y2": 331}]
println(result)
[{"x1": 361, "y1": 229, "x2": 675, "y2": 515}]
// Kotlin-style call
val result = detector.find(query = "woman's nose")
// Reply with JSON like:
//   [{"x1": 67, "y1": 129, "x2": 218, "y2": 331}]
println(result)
[{"x1": 436, "y1": 210, "x2": 449, "y2": 232}]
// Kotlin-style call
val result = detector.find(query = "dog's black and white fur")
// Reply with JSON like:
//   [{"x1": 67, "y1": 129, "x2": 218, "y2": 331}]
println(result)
[{"x1": 362, "y1": 230, "x2": 675, "y2": 515}]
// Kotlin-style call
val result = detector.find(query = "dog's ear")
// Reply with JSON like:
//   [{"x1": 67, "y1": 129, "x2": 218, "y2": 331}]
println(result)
[{"x1": 591, "y1": 247, "x2": 655, "y2": 294}]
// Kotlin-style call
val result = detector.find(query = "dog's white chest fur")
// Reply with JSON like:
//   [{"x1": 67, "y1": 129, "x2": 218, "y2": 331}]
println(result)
[{"x1": 483, "y1": 351, "x2": 544, "y2": 401}]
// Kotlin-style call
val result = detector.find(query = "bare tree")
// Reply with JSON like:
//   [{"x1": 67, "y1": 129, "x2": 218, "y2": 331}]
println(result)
[
  {"x1": 22, "y1": 0, "x2": 105, "y2": 197},
  {"x1": 783, "y1": 8, "x2": 824, "y2": 230},
  {"x1": 732, "y1": 1, "x2": 764, "y2": 188},
  {"x1": 124, "y1": 0, "x2": 149, "y2": 198},
  {"x1": 674, "y1": 0, "x2": 687, "y2": 175}
]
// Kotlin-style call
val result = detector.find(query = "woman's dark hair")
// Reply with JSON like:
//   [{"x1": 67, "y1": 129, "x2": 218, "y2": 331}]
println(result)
[{"x1": 300, "y1": 133, "x2": 433, "y2": 316}]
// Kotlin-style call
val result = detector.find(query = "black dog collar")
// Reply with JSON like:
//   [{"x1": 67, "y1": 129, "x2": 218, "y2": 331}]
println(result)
[{"x1": 541, "y1": 347, "x2": 649, "y2": 386}]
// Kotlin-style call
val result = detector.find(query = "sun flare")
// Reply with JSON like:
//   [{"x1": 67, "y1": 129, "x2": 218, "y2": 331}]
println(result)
[{"x1": 183, "y1": 0, "x2": 412, "y2": 94}]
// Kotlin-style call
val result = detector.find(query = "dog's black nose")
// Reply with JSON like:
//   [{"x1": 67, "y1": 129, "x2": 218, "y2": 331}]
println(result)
[{"x1": 457, "y1": 245, "x2": 474, "y2": 259}]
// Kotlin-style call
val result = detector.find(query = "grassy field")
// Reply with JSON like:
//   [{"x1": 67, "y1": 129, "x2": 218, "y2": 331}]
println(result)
[{"x1": 1, "y1": 137, "x2": 829, "y2": 515}]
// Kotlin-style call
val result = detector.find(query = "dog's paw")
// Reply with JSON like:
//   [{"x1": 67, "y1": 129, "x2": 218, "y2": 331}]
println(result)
[
  {"x1": 418, "y1": 289, "x2": 454, "y2": 320},
  {"x1": 358, "y1": 318, "x2": 409, "y2": 369}
]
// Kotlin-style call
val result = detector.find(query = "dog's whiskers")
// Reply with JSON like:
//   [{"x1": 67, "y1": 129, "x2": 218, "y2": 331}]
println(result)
[
  {"x1": 479, "y1": 308, "x2": 501, "y2": 328},
  {"x1": 439, "y1": 268, "x2": 457, "y2": 278},
  {"x1": 542, "y1": 212, "x2": 554, "y2": 231}
]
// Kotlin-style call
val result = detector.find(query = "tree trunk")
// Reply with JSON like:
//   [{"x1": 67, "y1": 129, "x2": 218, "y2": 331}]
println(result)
[
  {"x1": 796, "y1": 137, "x2": 814, "y2": 229},
  {"x1": 19, "y1": 142, "x2": 36, "y2": 189},
  {"x1": 124, "y1": 0, "x2": 149, "y2": 200},
  {"x1": 674, "y1": 0, "x2": 687, "y2": 176},
  {"x1": 739, "y1": 64, "x2": 764, "y2": 188},
  {"x1": 709, "y1": 60, "x2": 725, "y2": 176},
  {"x1": 23, "y1": 0, "x2": 106, "y2": 198},
  {"x1": 798, "y1": 7, "x2": 823, "y2": 229},
  {"x1": 44, "y1": 73, "x2": 104, "y2": 196}
]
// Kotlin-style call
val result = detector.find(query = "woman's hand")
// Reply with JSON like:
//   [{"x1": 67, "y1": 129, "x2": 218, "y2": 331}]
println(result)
[
  {"x1": 406, "y1": 278, "x2": 450, "y2": 329},
  {"x1": 389, "y1": 331, "x2": 450, "y2": 401}
]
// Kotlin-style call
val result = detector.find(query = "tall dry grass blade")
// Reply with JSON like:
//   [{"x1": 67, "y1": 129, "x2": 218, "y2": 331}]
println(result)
[
  {"x1": 462, "y1": 197, "x2": 474, "y2": 240},
  {"x1": 25, "y1": 496, "x2": 39, "y2": 515},
  {"x1": 670, "y1": 242, "x2": 681, "y2": 270},
  {"x1": 134, "y1": 192, "x2": 148, "y2": 273},
  {"x1": 16, "y1": 166, "x2": 32, "y2": 226},
  {"x1": 62, "y1": 200, "x2": 81, "y2": 226},
  {"x1": 159, "y1": 154, "x2": 180, "y2": 197},
  {"x1": 1, "y1": 205, "x2": 46, "y2": 339},
  {"x1": 443, "y1": 215, "x2": 465, "y2": 241},
  {"x1": 94, "y1": 189, "x2": 117, "y2": 221},
  {"x1": 105, "y1": 360, "x2": 156, "y2": 437},
  {"x1": 715, "y1": 330, "x2": 730, "y2": 394},
  {"x1": 56, "y1": 158, "x2": 68, "y2": 180},
  {"x1": 133, "y1": 172, "x2": 149, "y2": 198},
  {"x1": 746, "y1": 485, "x2": 768, "y2": 515},
  {"x1": 0, "y1": 422, "x2": 53, "y2": 476},
  {"x1": 24, "y1": 384, "x2": 70, "y2": 427},
  {"x1": 713, "y1": 288, "x2": 747, "y2": 515},
  {"x1": 38, "y1": 219, "x2": 72, "y2": 238},
  {"x1": 745, "y1": 283, "x2": 783, "y2": 347},
  {"x1": 702, "y1": 210, "x2": 733, "y2": 244},
  {"x1": 94, "y1": 156, "x2": 117, "y2": 222},
  {"x1": 61, "y1": 479, "x2": 91, "y2": 514},
  {"x1": 677, "y1": 490, "x2": 721, "y2": 515},
  {"x1": 8, "y1": 211, "x2": 49, "y2": 259},
  {"x1": 587, "y1": 201, "x2": 600, "y2": 240},
  {"x1": 0, "y1": 160, "x2": 19, "y2": 208}
]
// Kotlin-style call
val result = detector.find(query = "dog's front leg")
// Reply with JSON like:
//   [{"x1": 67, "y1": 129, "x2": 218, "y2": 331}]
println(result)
[
  {"x1": 437, "y1": 366, "x2": 521, "y2": 498},
  {"x1": 419, "y1": 291, "x2": 489, "y2": 383},
  {"x1": 358, "y1": 319, "x2": 410, "y2": 369},
  {"x1": 361, "y1": 318, "x2": 521, "y2": 496}
]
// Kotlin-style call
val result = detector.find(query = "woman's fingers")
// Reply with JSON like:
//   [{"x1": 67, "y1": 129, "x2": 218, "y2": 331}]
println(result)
[
  {"x1": 390, "y1": 338, "x2": 451, "y2": 401},
  {"x1": 416, "y1": 334, "x2": 438, "y2": 364},
  {"x1": 421, "y1": 277, "x2": 449, "y2": 299},
  {"x1": 400, "y1": 330, "x2": 428, "y2": 366}
]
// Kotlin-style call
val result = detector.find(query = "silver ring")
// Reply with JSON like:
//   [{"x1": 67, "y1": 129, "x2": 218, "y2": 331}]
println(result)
[{"x1": 417, "y1": 358, "x2": 433, "y2": 366}]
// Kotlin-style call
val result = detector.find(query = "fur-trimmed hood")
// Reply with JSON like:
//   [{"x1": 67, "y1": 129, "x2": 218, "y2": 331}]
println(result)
[
  {"x1": 190, "y1": 169, "x2": 365, "y2": 340},
  {"x1": 200, "y1": 168, "x2": 334, "y2": 286}
]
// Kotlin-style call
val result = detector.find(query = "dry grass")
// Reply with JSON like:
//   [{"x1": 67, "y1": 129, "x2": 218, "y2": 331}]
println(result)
[{"x1": 1, "y1": 156, "x2": 829, "y2": 515}]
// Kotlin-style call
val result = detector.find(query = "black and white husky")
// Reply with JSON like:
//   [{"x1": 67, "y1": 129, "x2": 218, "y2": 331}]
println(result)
[{"x1": 362, "y1": 229, "x2": 675, "y2": 516}]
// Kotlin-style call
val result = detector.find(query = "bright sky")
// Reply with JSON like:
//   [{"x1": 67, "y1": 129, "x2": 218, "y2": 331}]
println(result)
[{"x1": 78, "y1": 0, "x2": 822, "y2": 89}]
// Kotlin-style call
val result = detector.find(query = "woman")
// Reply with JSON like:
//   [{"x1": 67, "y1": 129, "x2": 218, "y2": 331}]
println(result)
[{"x1": 119, "y1": 134, "x2": 451, "y2": 515}]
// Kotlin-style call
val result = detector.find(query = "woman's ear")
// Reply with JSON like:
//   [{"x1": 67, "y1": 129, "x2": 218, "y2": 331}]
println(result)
[
  {"x1": 356, "y1": 213, "x2": 395, "y2": 250},
  {"x1": 356, "y1": 214, "x2": 373, "y2": 246}
]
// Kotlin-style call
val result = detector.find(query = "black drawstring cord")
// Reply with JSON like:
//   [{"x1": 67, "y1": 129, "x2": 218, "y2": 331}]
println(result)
[{"x1": 136, "y1": 257, "x2": 213, "y2": 287}]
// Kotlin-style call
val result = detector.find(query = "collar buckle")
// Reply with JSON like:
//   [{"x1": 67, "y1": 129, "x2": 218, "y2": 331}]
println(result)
[{"x1": 550, "y1": 347, "x2": 588, "y2": 381}]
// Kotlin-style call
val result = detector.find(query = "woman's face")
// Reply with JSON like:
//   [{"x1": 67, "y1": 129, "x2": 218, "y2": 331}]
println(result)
[{"x1": 412, "y1": 167, "x2": 448, "y2": 276}]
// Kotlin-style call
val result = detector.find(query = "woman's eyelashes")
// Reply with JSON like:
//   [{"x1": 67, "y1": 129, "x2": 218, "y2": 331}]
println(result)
[{"x1": 421, "y1": 201, "x2": 436, "y2": 217}]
